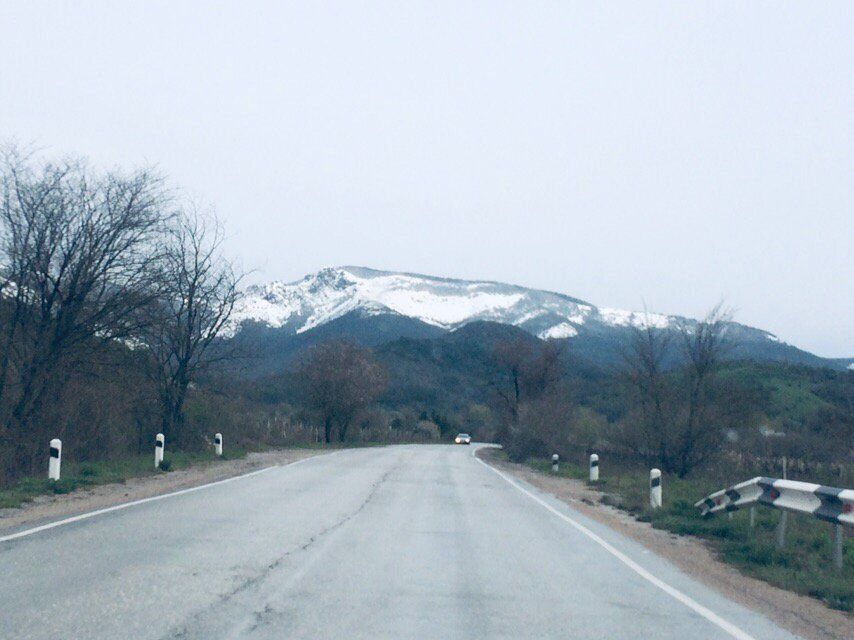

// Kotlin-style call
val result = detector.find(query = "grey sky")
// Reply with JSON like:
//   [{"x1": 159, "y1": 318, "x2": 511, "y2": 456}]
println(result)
[{"x1": 1, "y1": 2, "x2": 851, "y2": 356}]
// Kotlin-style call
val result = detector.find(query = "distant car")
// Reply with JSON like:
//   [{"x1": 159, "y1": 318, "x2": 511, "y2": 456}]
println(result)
[{"x1": 454, "y1": 433, "x2": 471, "y2": 445}]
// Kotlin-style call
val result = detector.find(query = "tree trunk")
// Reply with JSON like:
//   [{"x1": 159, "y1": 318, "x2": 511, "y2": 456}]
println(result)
[{"x1": 337, "y1": 418, "x2": 349, "y2": 443}]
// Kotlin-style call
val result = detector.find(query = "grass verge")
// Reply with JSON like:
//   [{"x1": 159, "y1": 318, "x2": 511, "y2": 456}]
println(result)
[
  {"x1": 522, "y1": 455, "x2": 853, "y2": 612},
  {"x1": 0, "y1": 441, "x2": 393, "y2": 510},
  {"x1": 0, "y1": 448, "x2": 247, "y2": 510}
]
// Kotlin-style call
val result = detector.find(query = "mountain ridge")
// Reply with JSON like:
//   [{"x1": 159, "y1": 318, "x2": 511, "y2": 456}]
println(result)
[
  {"x1": 231, "y1": 265, "x2": 682, "y2": 337},
  {"x1": 224, "y1": 266, "x2": 852, "y2": 374}
]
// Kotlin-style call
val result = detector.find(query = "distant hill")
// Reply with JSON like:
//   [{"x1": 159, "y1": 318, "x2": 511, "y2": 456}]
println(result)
[{"x1": 231, "y1": 320, "x2": 853, "y2": 463}]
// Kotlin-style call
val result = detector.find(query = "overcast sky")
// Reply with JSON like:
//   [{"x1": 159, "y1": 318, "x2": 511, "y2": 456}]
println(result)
[{"x1": 1, "y1": 2, "x2": 851, "y2": 356}]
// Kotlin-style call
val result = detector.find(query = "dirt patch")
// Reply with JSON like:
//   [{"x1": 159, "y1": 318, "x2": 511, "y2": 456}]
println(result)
[
  {"x1": 478, "y1": 448, "x2": 851, "y2": 640},
  {"x1": 0, "y1": 448, "x2": 325, "y2": 534}
]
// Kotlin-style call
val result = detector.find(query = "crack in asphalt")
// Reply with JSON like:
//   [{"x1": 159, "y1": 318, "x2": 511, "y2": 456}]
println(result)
[{"x1": 163, "y1": 462, "x2": 399, "y2": 640}]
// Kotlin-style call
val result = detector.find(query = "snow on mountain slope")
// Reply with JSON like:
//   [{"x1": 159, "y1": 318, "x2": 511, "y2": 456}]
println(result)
[{"x1": 227, "y1": 266, "x2": 697, "y2": 340}]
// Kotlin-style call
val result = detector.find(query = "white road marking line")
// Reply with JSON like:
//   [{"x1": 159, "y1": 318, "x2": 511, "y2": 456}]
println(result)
[
  {"x1": 473, "y1": 449, "x2": 757, "y2": 640},
  {"x1": 0, "y1": 452, "x2": 337, "y2": 543}
]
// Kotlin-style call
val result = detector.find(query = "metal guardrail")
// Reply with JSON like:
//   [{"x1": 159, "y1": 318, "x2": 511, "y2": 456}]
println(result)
[
  {"x1": 695, "y1": 476, "x2": 853, "y2": 525},
  {"x1": 695, "y1": 476, "x2": 852, "y2": 569}
]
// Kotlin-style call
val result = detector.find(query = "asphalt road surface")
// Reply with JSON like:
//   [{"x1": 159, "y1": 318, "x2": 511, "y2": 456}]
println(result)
[{"x1": 0, "y1": 445, "x2": 802, "y2": 640}]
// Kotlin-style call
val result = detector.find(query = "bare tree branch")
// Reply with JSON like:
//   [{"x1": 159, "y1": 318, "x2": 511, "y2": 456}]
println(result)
[{"x1": 136, "y1": 208, "x2": 243, "y2": 446}]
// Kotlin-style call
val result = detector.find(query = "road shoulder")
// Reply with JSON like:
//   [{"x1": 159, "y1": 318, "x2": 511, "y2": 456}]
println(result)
[
  {"x1": 0, "y1": 448, "x2": 324, "y2": 535},
  {"x1": 476, "y1": 448, "x2": 851, "y2": 640}
]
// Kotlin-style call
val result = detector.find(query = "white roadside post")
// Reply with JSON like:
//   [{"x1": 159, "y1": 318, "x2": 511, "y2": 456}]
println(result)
[
  {"x1": 589, "y1": 454, "x2": 599, "y2": 483},
  {"x1": 48, "y1": 438, "x2": 62, "y2": 481},
  {"x1": 649, "y1": 468, "x2": 662, "y2": 509},
  {"x1": 551, "y1": 453, "x2": 559, "y2": 474},
  {"x1": 155, "y1": 433, "x2": 165, "y2": 469},
  {"x1": 214, "y1": 433, "x2": 223, "y2": 457}
]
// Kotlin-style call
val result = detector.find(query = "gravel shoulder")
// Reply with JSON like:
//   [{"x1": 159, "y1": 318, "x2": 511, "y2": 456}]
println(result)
[
  {"x1": 0, "y1": 448, "x2": 325, "y2": 534},
  {"x1": 477, "y1": 448, "x2": 851, "y2": 640}
]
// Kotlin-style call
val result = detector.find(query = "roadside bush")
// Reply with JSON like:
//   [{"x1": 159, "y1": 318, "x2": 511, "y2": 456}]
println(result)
[
  {"x1": 504, "y1": 433, "x2": 548, "y2": 463},
  {"x1": 50, "y1": 479, "x2": 79, "y2": 494},
  {"x1": 78, "y1": 463, "x2": 99, "y2": 478}
]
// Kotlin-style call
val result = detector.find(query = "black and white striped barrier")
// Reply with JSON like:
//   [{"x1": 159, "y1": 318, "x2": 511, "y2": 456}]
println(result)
[
  {"x1": 214, "y1": 433, "x2": 223, "y2": 457},
  {"x1": 696, "y1": 477, "x2": 854, "y2": 525},
  {"x1": 589, "y1": 454, "x2": 599, "y2": 482},
  {"x1": 49, "y1": 438, "x2": 61, "y2": 481},
  {"x1": 155, "y1": 433, "x2": 164, "y2": 469},
  {"x1": 551, "y1": 453, "x2": 559, "y2": 474},
  {"x1": 650, "y1": 469, "x2": 662, "y2": 509},
  {"x1": 696, "y1": 476, "x2": 852, "y2": 569}
]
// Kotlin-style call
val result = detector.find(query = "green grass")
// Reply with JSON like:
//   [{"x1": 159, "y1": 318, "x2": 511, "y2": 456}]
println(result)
[
  {"x1": 717, "y1": 363, "x2": 836, "y2": 422},
  {"x1": 0, "y1": 448, "x2": 247, "y2": 509},
  {"x1": 523, "y1": 455, "x2": 854, "y2": 612},
  {"x1": 528, "y1": 458, "x2": 588, "y2": 481}
]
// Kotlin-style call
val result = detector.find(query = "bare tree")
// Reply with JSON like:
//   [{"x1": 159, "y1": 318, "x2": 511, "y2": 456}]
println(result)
[
  {"x1": 527, "y1": 341, "x2": 565, "y2": 394},
  {"x1": 622, "y1": 322, "x2": 674, "y2": 469},
  {"x1": 623, "y1": 304, "x2": 731, "y2": 476},
  {"x1": 297, "y1": 340, "x2": 386, "y2": 443},
  {"x1": 490, "y1": 338, "x2": 567, "y2": 459},
  {"x1": 676, "y1": 303, "x2": 731, "y2": 476},
  {"x1": 0, "y1": 150, "x2": 167, "y2": 477},
  {"x1": 489, "y1": 338, "x2": 532, "y2": 427},
  {"x1": 138, "y1": 210, "x2": 242, "y2": 447}
]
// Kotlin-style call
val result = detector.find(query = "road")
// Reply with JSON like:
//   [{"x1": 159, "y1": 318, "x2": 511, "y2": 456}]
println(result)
[{"x1": 0, "y1": 445, "x2": 801, "y2": 640}]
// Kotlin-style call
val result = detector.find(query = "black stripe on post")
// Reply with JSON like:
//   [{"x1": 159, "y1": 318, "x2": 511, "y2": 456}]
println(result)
[
  {"x1": 650, "y1": 477, "x2": 661, "y2": 488},
  {"x1": 590, "y1": 460, "x2": 599, "y2": 468},
  {"x1": 49, "y1": 447, "x2": 60, "y2": 458},
  {"x1": 214, "y1": 438, "x2": 221, "y2": 444},
  {"x1": 155, "y1": 441, "x2": 163, "y2": 448}
]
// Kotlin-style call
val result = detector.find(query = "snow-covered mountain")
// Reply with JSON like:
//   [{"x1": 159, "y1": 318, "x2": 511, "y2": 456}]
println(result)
[
  {"x1": 220, "y1": 266, "x2": 852, "y2": 375},
  {"x1": 228, "y1": 266, "x2": 769, "y2": 342}
]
